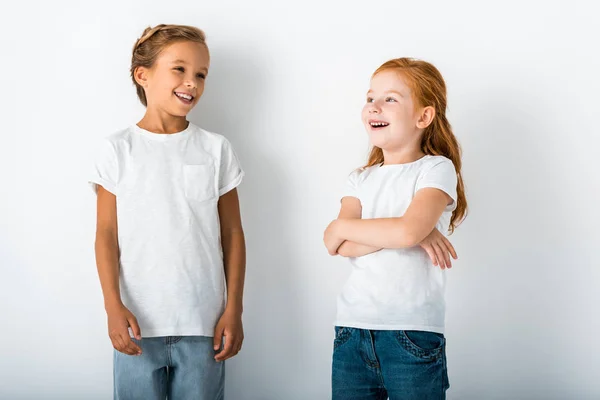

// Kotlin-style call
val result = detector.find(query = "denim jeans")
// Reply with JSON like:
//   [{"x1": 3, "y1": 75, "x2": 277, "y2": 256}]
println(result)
[
  {"x1": 332, "y1": 327, "x2": 449, "y2": 400},
  {"x1": 113, "y1": 336, "x2": 224, "y2": 400}
]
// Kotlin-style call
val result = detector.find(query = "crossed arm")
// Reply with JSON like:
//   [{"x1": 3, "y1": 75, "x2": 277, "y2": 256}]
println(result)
[{"x1": 324, "y1": 188, "x2": 457, "y2": 267}]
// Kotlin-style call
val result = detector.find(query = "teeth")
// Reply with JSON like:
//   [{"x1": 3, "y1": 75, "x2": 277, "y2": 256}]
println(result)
[
  {"x1": 370, "y1": 122, "x2": 389, "y2": 127},
  {"x1": 175, "y1": 93, "x2": 193, "y2": 100}
]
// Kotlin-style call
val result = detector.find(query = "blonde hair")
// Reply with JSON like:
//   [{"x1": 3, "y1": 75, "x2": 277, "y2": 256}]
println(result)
[
  {"x1": 130, "y1": 24, "x2": 207, "y2": 106},
  {"x1": 365, "y1": 58, "x2": 467, "y2": 233}
]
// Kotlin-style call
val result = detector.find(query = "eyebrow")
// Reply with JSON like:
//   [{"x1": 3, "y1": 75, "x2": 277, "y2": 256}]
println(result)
[
  {"x1": 367, "y1": 90, "x2": 405, "y2": 97},
  {"x1": 170, "y1": 59, "x2": 208, "y2": 73}
]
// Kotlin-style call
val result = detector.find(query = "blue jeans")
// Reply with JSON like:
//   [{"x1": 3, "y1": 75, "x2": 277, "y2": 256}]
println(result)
[
  {"x1": 113, "y1": 336, "x2": 224, "y2": 400},
  {"x1": 332, "y1": 327, "x2": 449, "y2": 400}
]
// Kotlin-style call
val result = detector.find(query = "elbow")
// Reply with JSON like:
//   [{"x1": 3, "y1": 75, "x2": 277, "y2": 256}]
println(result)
[{"x1": 95, "y1": 227, "x2": 118, "y2": 249}]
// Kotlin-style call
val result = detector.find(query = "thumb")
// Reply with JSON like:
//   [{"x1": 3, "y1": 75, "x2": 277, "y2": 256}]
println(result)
[
  {"x1": 213, "y1": 325, "x2": 223, "y2": 351},
  {"x1": 128, "y1": 315, "x2": 142, "y2": 340}
]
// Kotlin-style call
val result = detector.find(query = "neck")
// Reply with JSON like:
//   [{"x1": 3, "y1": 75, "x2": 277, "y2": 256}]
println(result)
[
  {"x1": 137, "y1": 108, "x2": 189, "y2": 134},
  {"x1": 382, "y1": 144, "x2": 425, "y2": 165}
]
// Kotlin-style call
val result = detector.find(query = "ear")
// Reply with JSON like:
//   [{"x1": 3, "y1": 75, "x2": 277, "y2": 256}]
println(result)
[
  {"x1": 134, "y1": 66, "x2": 150, "y2": 88},
  {"x1": 416, "y1": 106, "x2": 436, "y2": 129}
]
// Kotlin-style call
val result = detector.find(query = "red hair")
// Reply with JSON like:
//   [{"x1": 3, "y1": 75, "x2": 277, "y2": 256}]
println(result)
[{"x1": 365, "y1": 58, "x2": 467, "y2": 232}]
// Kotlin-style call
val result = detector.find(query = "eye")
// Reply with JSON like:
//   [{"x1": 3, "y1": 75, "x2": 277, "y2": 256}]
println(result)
[
  {"x1": 174, "y1": 67, "x2": 184, "y2": 72},
  {"x1": 196, "y1": 73, "x2": 206, "y2": 80},
  {"x1": 385, "y1": 97, "x2": 397, "y2": 102},
  {"x1": 366, "y1": 97, "x2": 374, "y2": 103}
]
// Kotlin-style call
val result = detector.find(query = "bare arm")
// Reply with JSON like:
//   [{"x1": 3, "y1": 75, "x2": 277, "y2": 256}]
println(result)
[
  {"x1": 95, "y1": 186, "x2": 121, "y2": 309},
  {"x1": 95, "y1": 186, "x2": 141, "y2": 355},
  {"x1": 214, "y1": 188, "x2": 246, "y2": 361},
  {"x1": 335, "y1": 197, "x2": 382, "y2": 258},
  {"x1": 332, "y1": 188, "x2": 452, "y2": 249}
]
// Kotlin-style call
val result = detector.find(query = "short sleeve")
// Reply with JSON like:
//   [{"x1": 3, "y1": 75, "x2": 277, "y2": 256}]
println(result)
[
  {"x1": 415, "y1": 159, "x2": 458, "y2": 212},
  {"x1": 341, "y1": 169, "x2": 361, "y2": 201},
  {"x1": 218, "y1": 138, "x2": 244, "y2": 196},
  {"x1": 88, "y1": 139, "x2": 119, "y2": 195}
]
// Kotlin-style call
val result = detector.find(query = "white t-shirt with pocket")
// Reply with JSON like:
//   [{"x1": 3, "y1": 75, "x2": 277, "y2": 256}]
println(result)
[
  {"x1": 89, "y1": 123, "x2": 244, "y2": 337},
  {"x1": 335, "y1": 155, "x2": 458, "y2": 333}
]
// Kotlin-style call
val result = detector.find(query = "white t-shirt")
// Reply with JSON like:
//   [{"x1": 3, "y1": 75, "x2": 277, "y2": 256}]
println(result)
[
  {"x1": 89, "y1": 123, "x2": 244, "y2": 337},
  {"x1": 335, "y1": 155, "x2": 458, "y2": 334}
]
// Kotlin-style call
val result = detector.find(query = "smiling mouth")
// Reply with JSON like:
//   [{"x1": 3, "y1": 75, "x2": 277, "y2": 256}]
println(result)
[
  {"x1": 369, "y1": 121, "x2": 389, "y2": 128},
  {"x1": 174, "y1": 92, "x2": 194, "y2": 103}
]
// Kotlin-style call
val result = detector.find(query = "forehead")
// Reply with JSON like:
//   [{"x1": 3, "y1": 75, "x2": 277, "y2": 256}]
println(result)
[
  {"x1": 157, "y1": 41, "x2": 210, "y2": 67},
  {"x1": 369, "y1": 70, "x2": 411, "y2": 94}
]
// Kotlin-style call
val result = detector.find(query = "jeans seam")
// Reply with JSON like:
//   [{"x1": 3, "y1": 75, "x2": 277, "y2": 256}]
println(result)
[
  {"x1": 171, "y1": 336, "x2": 183, "y2": 344},
  {"x1": 166, "y1": 337, "x2": 172, "y2": 366},
  {"x1": 334, "y1": 327, "x2": 352, "y2": 350},
  {"x1": 366, "y1": 330, "x2": 385, "y2": 388},
  {"x1": 398, "y1": 331, "x2": 443, "y2": 360}
]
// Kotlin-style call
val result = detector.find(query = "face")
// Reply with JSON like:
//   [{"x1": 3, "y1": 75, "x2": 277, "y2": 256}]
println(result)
[
  {"x1": 136, "y1": 41, "x2": 210, "y2": 116},
  {"x1": 361, "y1": 70, "x2": 431, "y2": 152}
]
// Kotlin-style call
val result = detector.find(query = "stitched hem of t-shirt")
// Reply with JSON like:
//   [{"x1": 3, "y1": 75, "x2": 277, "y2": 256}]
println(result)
[
  {"x1": 135, "y1": 328, "x2": 215, "y2": 338},
  {"x1": 333, "y1": 321, "x2": 445, "y2": 334},
  {"x1": 416, "y1": 183, "x2": 457, "y2": 212},
  {"x1": 89, "y1": 178, "x2": 117, "y2": 195},
  {"x1": 218, "y1": 170, "x2": 244, "y2": 197}
]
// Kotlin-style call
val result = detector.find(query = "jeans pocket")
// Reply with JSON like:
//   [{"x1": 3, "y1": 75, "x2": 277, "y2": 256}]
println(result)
[
  {"x1": 396, "y1": 330, "x2": 445, "y2": 360},
  {"x1": 333, "y1": 326, "x2": 352, "y2": 350}
]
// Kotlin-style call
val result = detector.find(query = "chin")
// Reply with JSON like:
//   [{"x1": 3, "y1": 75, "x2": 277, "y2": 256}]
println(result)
[
  {"x1": 367, "y1": 132, "x2": 389, "y2": 149},
  {"x1": 168, "y1": 107, "x2": 192, "y2": 118}
]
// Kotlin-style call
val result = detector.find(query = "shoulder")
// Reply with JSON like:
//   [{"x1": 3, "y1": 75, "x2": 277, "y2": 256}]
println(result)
[
  {"x1": 190, "y1": 124, "x2": 230, "y2": 146},
  {"x1": 92, "y1": 127, "x2": 135, "y2": 160},
  {"x1": 347, "y1": 165, "x2": 378, "y2": 187},
  {"x1": 102, "y1": 127, "x2": 135, "y2": 149},
  {"x1": 419, "y1": 155, "x2": 456, "y2": 174},
  {"x1": 189, "y1": 124, "x2": 238, "y2": 157}
]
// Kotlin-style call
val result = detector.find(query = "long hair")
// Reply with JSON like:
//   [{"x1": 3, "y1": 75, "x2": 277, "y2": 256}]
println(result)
[
  {"x1": 130, "y1": 24, "x2": 207, "y2": 106},
  {"x1": 364, "y1": 58, "x2": 467, "y2": 232}
]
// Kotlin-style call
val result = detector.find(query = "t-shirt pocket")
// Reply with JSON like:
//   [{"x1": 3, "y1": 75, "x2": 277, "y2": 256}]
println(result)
[{"x1": 183, "y1": 164, "x2": 216, "y2": 202}]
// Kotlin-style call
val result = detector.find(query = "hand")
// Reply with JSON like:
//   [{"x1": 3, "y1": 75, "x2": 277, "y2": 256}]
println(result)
[
  {"x1": 324, "y1": 220, "x2": 345, "y2": 255},
  {"x1": 213, "y1": 308, "x2": 244, "y2": 362},
  {"x1": 418, "y1": 228, "x2": 457, "y2": 269},
  {"x1": 106, "y1": 303, "x2": 142, "y2": 355}
]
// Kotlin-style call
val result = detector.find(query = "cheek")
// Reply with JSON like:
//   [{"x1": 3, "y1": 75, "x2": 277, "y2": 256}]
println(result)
[
  {"x1": 385, "y1": 106, "x2": 408, "y2": 124},
  {"x1": 361, "y1": 106, "x2": 370, "y2": 120},
  {"x1": 156, "y1": 77, "x2": 176, "y2": 95},
  {"x1": 198, "y1": 79, "x2": 207, "y2": 91}
]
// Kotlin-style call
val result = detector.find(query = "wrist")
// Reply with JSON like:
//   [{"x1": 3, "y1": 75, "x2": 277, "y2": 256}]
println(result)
[
  {"x1": 225, "y1": 301, "x2": 243, "y2": 315},
  {"x1": 104, "y1": 296, "x2": 123, "y2": 311}
]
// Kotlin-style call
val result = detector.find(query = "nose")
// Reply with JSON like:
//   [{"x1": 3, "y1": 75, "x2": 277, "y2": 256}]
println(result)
[
  {"x1": 184, "y1": 79, "x2": 196, "y2": 89},
  {"x1": 368, "y1": 101, "x2": 381, "y2": 114}
]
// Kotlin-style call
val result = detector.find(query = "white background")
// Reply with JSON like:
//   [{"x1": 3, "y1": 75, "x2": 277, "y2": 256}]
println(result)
[{"x1": 1, "y1": 0, "x2": 599, "y2": 399}]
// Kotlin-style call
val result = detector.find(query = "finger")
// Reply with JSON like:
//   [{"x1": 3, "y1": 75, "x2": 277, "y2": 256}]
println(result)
[
  {"x1": 128, "y1": 316, "x2": 142, "y2": 340},
  {"x1": 122, "y1": 332, "x2": 142, "y2": 355},
  {"x1": 110, "y1": 332, "x2": 127, "y2": 353},
  {"x1": 117, "y1": 333, "x2": 138, "y2": 355},
  {"x1": 327, "y1": 243, "x2": 337, "y2": 255},
  {"x1": 432, "y1": 243, "x2": 447, "y2": 269},
  {"x1": 125, "y1": 337, "x2": 142, "y2": 355},
  {"x1": 443, "y1": 237, "x2": 458, "y2": 260},
  {"x1": 213, "y1": 327, "x2": 223, "y2": 351},
  {"x1": 437, "y1": 241, "x2": 452, "y2": 269},
  {"x1": 215, "y1": 335, "x2": 235, "y2": 361},
  {"x1": 422, "y1": 244, "x2": 438, "y2": 266}
]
